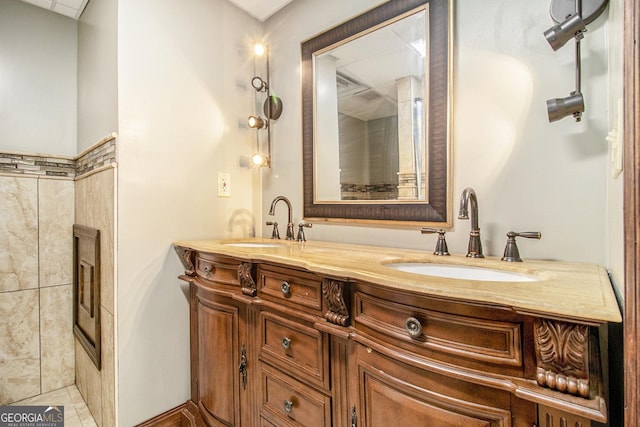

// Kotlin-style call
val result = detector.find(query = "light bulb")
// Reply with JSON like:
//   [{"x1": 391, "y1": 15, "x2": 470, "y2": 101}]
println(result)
[
  {"x1": 251, "y1": 153, "x2": 268, "y2": 167},
  {"x1": 254, "y1": 43, "x2": 266, "y2": 56},
  {"x1": 247, "y1": 116, "x2": 266, "y2": 129}
]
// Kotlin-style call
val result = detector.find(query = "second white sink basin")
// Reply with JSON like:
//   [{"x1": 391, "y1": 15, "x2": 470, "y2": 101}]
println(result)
[{"x1": 384, "y1": 262, "x2": 539, "y2": 282}]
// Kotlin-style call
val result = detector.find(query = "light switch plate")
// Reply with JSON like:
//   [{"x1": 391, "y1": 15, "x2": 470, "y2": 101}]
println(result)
[{"x1": 218, "y1": 172, "x2": 231, "y2": 197}]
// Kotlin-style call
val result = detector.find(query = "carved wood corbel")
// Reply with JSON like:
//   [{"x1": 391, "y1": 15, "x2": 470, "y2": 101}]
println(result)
[
  {"x1": 238, "y1": 262, "x2": 257, "y2": 296},
  {"x1": 533, "y1": 318, "x2": 590, "y2": 398},
  {"x1": 322, "y1": 279, "x2": 350, "y2": 326},
  {"x1": 174, "y1": 246, "x2": 196, "y2": 277}
]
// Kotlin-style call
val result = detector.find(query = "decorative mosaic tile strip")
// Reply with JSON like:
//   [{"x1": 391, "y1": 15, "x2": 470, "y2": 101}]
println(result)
[
  {"x1": 76, "y1": 137, "x2": 117, "y2": 177},
  {"x1": 0, "y1": 153, "x2": 76, "y2": 177},
  {"x1": 340, "y1": 182, "x2": 398, "y2": 200},
  {"x1": 0, "y1": 135, "x2": 117, "y2": 179}
]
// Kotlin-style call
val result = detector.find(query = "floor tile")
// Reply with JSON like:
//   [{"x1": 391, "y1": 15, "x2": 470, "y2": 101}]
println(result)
[{"x1": 9, "y1": 385, "x2": 97, "y2": 427}]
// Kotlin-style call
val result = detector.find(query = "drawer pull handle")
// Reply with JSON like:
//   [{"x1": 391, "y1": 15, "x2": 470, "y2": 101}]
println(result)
[
  {"x1": 405, "y1": 317, "x2": 423, "y2": 338},
  {"x1": 281, "y1": 281, "x2": 291, "y2": 297},
  {"x1": 283, "y1": 399, "x2": 294, "y2": 414},
  {"x1": 281, "y1": 336, "x2": 292, "y2": 350},
  {"x1": 203, "y1": 265, "x2": 212, "y2": 277}
]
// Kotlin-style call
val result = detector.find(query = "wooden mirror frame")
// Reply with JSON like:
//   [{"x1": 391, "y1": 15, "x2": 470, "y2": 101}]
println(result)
[{"x1": 301, "y1": 0, "x2": 452, "y2": 226}]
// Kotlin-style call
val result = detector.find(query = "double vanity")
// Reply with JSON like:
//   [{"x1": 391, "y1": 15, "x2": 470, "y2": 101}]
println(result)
[{"x1": 172, "y1": 237, "x2": 621, "y2": 427}]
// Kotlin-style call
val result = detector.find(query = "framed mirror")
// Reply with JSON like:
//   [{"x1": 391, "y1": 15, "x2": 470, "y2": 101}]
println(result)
[{"x1": 302, "y1": 0, "x2": 452, "y2": 226}]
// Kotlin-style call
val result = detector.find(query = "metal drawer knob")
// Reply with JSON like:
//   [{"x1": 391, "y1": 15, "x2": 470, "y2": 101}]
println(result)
[
  {"x1": 281, "y1": 281, "x2": 291, "y2": 297},
  {"x1": 281, "y1": 336, "x2": 292, "y2": 350},
  {"x1": 283, "y1": 399, "x2": 294, "y2": 414},
  {"x1": 405, "y1": 317, "x2": 423, "y2": 338},
  {"x1": 203, "y1": 265, "x2": 212, "y2": 277}
]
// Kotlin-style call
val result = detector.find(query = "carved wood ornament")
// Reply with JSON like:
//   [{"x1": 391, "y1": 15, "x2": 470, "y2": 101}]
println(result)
[
  {"x1": 174, "y1": 246, "x2": 196, "y2": 276},
  {"x1": 322, "y1": 279, "x2": 350, "y2": 326},
  {"x1": 533, "y1": 318, "x2": 590, "y2": 398},
  {"x1": 238, "y1": 262, "x2": 257, "y2": 296}
]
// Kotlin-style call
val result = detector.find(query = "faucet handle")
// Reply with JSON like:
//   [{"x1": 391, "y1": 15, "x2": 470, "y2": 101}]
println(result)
[
  {"x1": 420, "y1": 228, "x2": 450, "y2": 256},
  {"x1": 297, "y1": 223, "x2": 312, "y2": 242},
  {"x1": 501, "y1": 231, "x2": 541, "y2": 262},
  {"x1": 266, "y1": 221, "x2": 280, "y2": 239}
]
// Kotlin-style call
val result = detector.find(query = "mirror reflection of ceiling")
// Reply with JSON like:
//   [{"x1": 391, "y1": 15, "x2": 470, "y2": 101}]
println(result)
[
  {"x1": 329, "y1": 11, "x2": 426, "y2": 122},
  {"x1": 17, "y1": 0, "x2": 295, "y2": 21}
]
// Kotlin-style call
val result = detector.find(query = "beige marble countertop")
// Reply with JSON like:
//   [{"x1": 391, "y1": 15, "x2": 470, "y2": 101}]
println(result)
[{"x1": 174, "y1": 238, "x2": 622, "y2": 324}]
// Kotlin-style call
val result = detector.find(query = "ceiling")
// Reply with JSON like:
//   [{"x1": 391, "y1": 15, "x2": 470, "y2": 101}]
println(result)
[
  {"x1": 227, "y1": 0, "x2": 294, "y2": 21},
  {"x1": 18, "y1": 0, "x2": 294, "y2": 21},
  {"x1": 18, "y1": 0, "x2": 89, "y2": 19}
]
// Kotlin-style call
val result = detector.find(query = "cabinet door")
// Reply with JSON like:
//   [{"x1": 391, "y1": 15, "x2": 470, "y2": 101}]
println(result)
[
  {"x1": 353, "y1": 344, "x2": 516, "y2": 427},
  {"x1": 193, "y1": 287, "x2": 243, "y2": 427}
]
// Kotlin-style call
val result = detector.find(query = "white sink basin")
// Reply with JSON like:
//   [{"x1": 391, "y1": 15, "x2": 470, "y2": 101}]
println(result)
[
  {"x1": 223, "y1": 242, "x2": 282, "y2": 248},
  {"x1": 384, "y1": 262, "x2": 539, "y2": 282}
]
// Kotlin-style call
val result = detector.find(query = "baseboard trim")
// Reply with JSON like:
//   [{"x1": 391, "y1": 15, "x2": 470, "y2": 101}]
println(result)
[{"x1": 136, "y1": 400, "x2": 203, "y2": 427}]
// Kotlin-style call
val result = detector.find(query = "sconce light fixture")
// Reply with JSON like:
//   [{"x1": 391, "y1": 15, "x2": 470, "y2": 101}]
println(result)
[
  {"x1": 251, "y1": 76, "x2": 268, "y2": 92},
  {"x1": 254, "y1": 42, "x2": 266, "y2": 56},
  {"x1": 251, "y1": 153, "x2": 270, "y2": 167},
  {"x1": 248, "y1": 115, "x2": 267, "y2": 129},
  {"x1": 543, "y1": 13, "x2": 586, "y2": 51},
  {"x1": 543, "y1": 0, "x2": 608, "y2": 123},
  {"x1": 546, "y1": 92, "x2": 585, "y2": 122},
  {"x1": 248, "y1": 42, "x2": 284, "y2": 167}
]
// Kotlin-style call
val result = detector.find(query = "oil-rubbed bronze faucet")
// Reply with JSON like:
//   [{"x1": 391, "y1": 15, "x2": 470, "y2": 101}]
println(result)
[
  {"x1": 420, "y1": 228, "x2": 450, "y2": 256},
  {"x1": 501, "y1": 231, "x2": 541, "y2": 262},
  {"x1": 458, "y1": 187, "x2": 483, "y2": 258},
  {"x1": 297, "y1": 223, "x2": 312, "y2": 242},
  {"x1": 268, "y1": 196, "x2": 294, "y2": 240}
]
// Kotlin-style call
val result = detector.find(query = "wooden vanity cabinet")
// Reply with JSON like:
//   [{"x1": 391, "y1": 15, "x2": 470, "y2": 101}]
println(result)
[{"x1": 172, "y1": 245, "x2": 612, "y2": 427}]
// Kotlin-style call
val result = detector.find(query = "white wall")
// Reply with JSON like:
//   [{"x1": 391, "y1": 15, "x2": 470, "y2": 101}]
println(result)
[
  {"x1": 0, "y1": 0, "x2": 77, "y2": 156},
  {"x1": 605, "y1": 0, "x2": 624, "y2": 298},
  {"x1": 77, "y1": 0, "x2": 118, "y2": 151},
  {"x1": 116, "y1": 0, "x2": 263, "y2": 424},
  {"x1": 264, "y1": 0, "x2": 610, "y2": 265}
]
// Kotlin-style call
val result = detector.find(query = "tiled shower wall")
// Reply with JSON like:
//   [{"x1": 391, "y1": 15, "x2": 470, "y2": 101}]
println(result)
[
  {"x1": 0, "y1": 137, "x2": 116, "y2": 427},
  {"x1": 74, "y1": 166, "x2": 116, "y2": 427},
  {"x1": 0, "y1": 174, "x2": 75, "y2": 404}
]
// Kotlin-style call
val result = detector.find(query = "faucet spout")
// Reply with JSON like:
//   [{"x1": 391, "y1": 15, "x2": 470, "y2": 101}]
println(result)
[
  {"x1": 268, "y1": 196, "x2": 294, "y2": 240},
  {"x1": 458, "y1": 187, "x2": 483, "y2": 258}
]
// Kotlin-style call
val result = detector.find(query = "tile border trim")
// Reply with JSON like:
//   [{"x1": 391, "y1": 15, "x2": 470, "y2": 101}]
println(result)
[{"x1": 0, "y1": 133, "x2": 117, "y2": 179}]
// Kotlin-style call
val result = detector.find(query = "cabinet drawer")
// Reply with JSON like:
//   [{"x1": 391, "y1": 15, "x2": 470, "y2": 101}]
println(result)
[
  {"x1": 260, "y1": 363, "x2": 331, "y2": 427},
  {"x1": 354, "y1": 291, "x2": 523, "y2": 374},
  {"x1": 259, "y1": 311, "x2": 329, "y2": 389},
  {"x1": 196, "y1": 253, "x2": 240, "y2": 286},
  {"x1": 257, "y1": 265, "x2": 323, "y2": 314},
  {"x1": 354, "y1": 344, "x2": 517, "y2": 427}
]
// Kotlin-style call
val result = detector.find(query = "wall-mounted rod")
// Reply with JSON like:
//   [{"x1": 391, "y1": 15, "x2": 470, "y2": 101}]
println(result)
[
  {"x1": 265, "y1": 45, "x2": 272, "y2": 166},
  {"x1": 572, "y1": 0, "x2": 583, "y2": 121},
  {"x1": 575, "y1": 0, "x2": 582, "y2": 95}
]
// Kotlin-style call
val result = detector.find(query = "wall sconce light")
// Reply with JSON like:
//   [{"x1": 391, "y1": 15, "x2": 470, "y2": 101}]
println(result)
[
  {"x1": 543, "y1": 13, "x2": 586, "y2": 51},
  {"x1": 251, "y1": 153, "x2": 270, "y2": 167},
  {"x1": 547, "y1": 92, "x2": 585, "y2": 122},
  {"x1": 543, "y1": 0, "x2": 608, "y2": 123},
  {"x1": 248, "y1": 42, "x2": 283, "y2": 167},
  {"x1": 251, "y1": 76, "x2": 268, "y2": 92},
  {"x1": 248, "y1": 115, "x2": 267, "y2": 129}
]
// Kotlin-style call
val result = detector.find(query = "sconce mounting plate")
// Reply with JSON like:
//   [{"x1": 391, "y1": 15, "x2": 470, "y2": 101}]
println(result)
[
  {"x1": 263, "y1": 95, "x2": 283, "y2": 120},
  {"x1": 550, "y1": 0, "x2": 608, "y2": 25}
]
